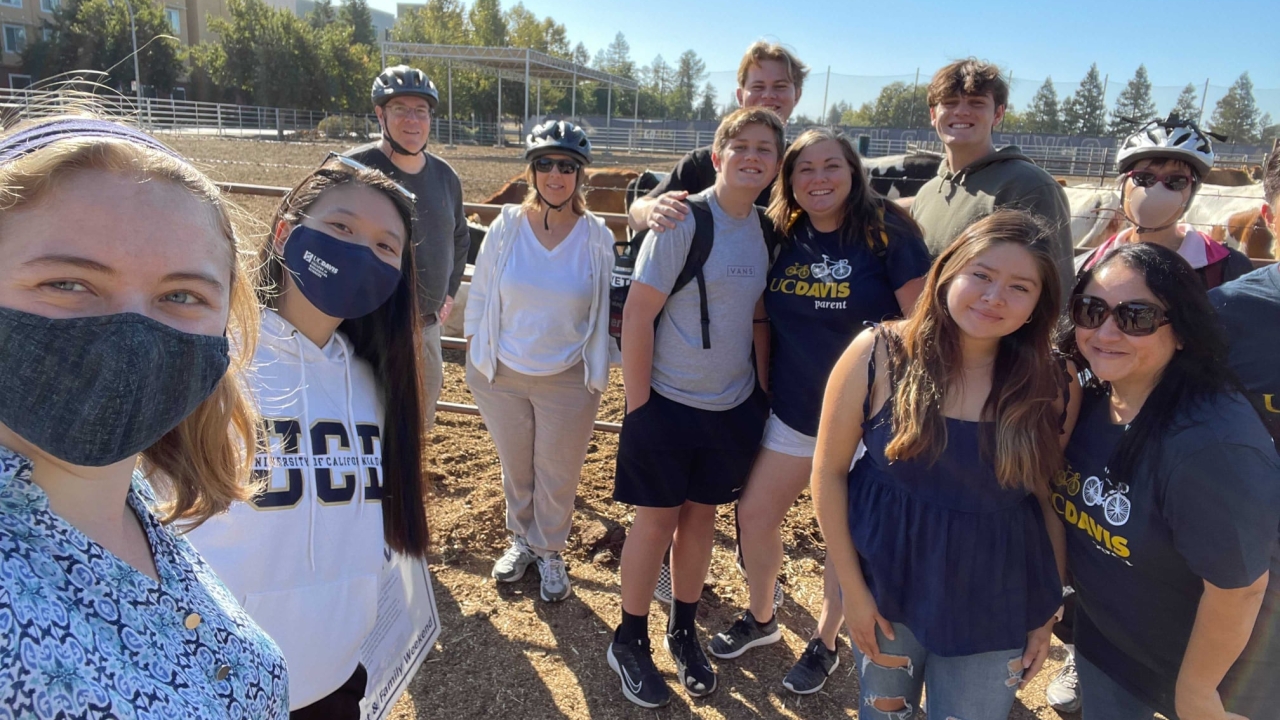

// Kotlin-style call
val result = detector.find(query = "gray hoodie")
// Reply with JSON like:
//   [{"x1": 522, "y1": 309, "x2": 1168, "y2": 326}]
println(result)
[{"x1": 911, "y1": 146, "x2": 1075, "y2": 298}]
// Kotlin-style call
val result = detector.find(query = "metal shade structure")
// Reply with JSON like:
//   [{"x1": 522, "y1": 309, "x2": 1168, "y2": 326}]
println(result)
[{"x1": 378, "y1": 42, "x2": 639, "y2": 145}]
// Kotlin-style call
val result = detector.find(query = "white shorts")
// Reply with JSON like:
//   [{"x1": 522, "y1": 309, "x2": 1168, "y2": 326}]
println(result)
[
  {"x1": 760, "y1": 412, "x2": 869, "y2": 467},
  {"x1": 761, "y1": 412, "x2": 817, "y2": 458}
]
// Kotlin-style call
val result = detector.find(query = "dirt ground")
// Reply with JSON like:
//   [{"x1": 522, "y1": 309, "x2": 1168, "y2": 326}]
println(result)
[{"x1": 162, "y1": 135, "x2": 1077, "y2": 719}]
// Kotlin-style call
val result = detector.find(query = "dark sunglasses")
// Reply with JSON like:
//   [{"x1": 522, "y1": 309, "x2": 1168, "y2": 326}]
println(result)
[
  {"x1": 1126, "y1": 170, "x2": 1193, "y2": 192},
  {"x1": 1070, "y1": 294, "x2": 1171, "y2": 337},
  {"x1": 532, "y1": 157, "x2": 581, "y2": 175},
  {"x1": 322, "y1": 152, "x2": 417, "y2": 203}
]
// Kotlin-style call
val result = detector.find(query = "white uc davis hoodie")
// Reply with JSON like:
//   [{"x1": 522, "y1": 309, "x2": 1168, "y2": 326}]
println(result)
[{"x1": 187, "y1": 310, "x2": 387, "y2": 710}]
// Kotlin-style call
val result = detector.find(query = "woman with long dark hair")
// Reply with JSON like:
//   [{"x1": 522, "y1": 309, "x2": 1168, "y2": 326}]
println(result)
[
  {"x1": 188, "y1": 154, "x2": 430, "y2": 719},
  {"x1": 708, "y1": 128, "x2": 931, "y2": 694},
  {"x1": 1056, "y1": 242, "x2": 1280, "y2": 719},
  {"x1": 813, "y1": 210, "x2": 1076, "y2": 718}
]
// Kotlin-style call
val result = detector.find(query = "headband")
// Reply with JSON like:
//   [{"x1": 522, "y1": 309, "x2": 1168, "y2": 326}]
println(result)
[{"x1": 0, "y1": 118, "x2": 185, "y2": 165}]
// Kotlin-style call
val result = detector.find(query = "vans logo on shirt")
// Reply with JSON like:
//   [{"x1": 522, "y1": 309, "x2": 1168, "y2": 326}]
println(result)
[{"x1": 727, "y1": 265, "x2": 757, "y2": 277}]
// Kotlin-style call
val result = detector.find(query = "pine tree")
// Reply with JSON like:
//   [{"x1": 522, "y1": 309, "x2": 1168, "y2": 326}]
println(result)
[
  {"x1": 1023, "y1": 77, "x2": 1061, "y2": 133},
  {"x1": 1210, "y1": 72, "x2": 1263, "y2": 144},
  {"x1": 1061, "y1": 64, "x2": 1107, "y2": 136},
  {"x1": 1107, "y1": 65, "x2": 1157, "y2": 135},
  {"x1": 339, "y1": 0, "x2": 376, "y2": 46},
  {"x1": 1172, "y1": 83, "x2": 1201, "y2": 120},
  {"x1": 697, "y1": 81, "x2": 717, "y2": 120},
  {"x1": 308, "y1": 0, "x2": 336, "y2": 29}
]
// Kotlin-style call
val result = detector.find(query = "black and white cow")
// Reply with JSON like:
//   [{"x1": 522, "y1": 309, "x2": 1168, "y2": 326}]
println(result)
[{"x1": 864, "y1": 152, "x2": 944, "y2": 200}]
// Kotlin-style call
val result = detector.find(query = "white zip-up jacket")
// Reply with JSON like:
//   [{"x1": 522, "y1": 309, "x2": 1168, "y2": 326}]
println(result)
[
  {"x1": 464, "y1": 205, "x2": 617, "y2": 392},
  {"x1": 186, "y1": 310, "x2": 386, "y2": 710}
]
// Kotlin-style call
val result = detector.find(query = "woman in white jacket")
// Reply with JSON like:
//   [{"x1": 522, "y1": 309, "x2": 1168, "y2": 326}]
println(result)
[
  {"x1": 187, "y1": 154, "x2": 431, "y2": 719},
  {"x1": 465, "y1": 120, "x2": 614, "y2": 602}
]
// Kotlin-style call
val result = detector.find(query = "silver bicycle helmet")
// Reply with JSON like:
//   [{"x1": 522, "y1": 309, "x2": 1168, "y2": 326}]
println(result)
[{"x1": 1117, "y1": 114, "x2": 1215, "y2": 178}]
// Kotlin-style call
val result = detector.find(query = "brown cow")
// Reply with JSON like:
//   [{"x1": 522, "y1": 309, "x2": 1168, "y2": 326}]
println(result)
[
  {"x1": 480, "y1": 168, "x2": 637, "y2": 215},
  {"x1": 1210, "y1": 208, "x2": 1275, "y2": 259},
  {"x1": 1203, "y1": 167, "x2": 1257, "y2": 187}
]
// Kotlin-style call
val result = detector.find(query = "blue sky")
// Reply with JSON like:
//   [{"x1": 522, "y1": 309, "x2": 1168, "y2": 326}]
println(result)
[{"x1": 369, "y1": 0, "x2": 1280, "y2": 120}]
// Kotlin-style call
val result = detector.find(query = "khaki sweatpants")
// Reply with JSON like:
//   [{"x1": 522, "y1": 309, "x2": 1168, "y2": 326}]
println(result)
[{"x1": 466, "y1": 358, "x2": 602, "y2": 554}]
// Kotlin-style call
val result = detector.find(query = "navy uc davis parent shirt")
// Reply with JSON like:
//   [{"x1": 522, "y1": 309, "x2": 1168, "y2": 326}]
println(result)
[{"x1": 764, "y1": 214, "x2": 931, "y2": 436}]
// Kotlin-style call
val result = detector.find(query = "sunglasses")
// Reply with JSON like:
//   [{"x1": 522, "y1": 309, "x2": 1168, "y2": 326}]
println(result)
[
  {"x1": 1070, "y1": 294, "x2": 1171, "y2": 337},
  {"x1": 322, "y1": 152, "x2": 417, "y2": 204},
  {"x1": 1126, "y1": 170, "x2": 1193, "y2": 192},
  {"x1": 532, "y1": 157, "x2": 581, "y2": 175}
]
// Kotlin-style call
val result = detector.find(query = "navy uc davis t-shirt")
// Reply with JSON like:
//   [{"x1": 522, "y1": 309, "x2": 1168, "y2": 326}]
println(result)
[
  {"x1": 1210, "y1": 265, "x2": 1280, "y2": 443},
  {"x1": 764, "y1": 213, "x2": 932, "y2": 436},
  {"x1": 1056, "y1": 388, "x2": 1280, "y2": 714}
]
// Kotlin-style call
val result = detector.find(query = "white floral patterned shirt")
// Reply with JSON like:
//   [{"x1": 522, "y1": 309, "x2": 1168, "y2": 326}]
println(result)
[{"x1": 0, "y1": 445, "x2": 289, "y2": 719}]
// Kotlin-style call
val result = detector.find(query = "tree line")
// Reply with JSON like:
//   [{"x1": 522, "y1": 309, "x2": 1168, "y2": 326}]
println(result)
[
  {"x1": 18, "y1": 0, "x2": 718, "y2": 121},
  {"x1": 809, "y1": 65, "x2": 1277, "y2": 146},
  {"x1": 16, "y1": 2, "x2": 1277, "y2": 143}
]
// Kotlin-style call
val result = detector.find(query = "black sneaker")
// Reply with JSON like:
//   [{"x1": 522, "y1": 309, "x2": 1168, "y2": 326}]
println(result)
[
  {"x1": 707, "y1": 610, "x2": 782, "y2": 659},
  {"x1": 607, "y1": 637, "x2": 671, "y2": 709},
  {"x1": 665, "y1": 628, "x2": 717, "y2": 697},
  {"x1": 783, "y1": 637, "x2": 841, "y2": 695}
]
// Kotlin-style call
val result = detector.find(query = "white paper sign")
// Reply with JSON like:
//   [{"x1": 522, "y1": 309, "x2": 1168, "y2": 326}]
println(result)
[{"x1": 359, "y1": 548, "x2": 441, "y2": 720}]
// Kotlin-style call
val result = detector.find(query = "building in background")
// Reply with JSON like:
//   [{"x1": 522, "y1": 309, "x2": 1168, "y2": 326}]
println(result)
[{"x1": 0, "y1": 0, "x2": 226, "y2": 91}]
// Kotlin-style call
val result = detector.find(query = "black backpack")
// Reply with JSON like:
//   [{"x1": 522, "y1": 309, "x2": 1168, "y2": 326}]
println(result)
[{"x1": 609, "y1": 196, "x2": 781, "y2": 349}]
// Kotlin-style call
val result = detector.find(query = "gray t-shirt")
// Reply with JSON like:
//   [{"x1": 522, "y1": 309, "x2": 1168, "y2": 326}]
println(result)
[{"x1": 633, "y1": 190, "x2": 768, "y2": 411}]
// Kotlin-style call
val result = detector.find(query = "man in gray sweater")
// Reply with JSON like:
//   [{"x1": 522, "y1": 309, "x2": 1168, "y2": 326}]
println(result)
[{"x1": 347, "y1": 65, "x2": 471, "y2": 435}]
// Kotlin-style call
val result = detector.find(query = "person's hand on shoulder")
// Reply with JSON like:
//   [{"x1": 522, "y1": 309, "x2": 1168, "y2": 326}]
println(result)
[{"x1": 645, "y1": 191, "x2": 690, "y2": 233}]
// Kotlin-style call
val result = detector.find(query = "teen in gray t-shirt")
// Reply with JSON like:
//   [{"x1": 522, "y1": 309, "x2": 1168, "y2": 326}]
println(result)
[{"x1": 632, "y1": 189, "x2": 769, "y2": 411}]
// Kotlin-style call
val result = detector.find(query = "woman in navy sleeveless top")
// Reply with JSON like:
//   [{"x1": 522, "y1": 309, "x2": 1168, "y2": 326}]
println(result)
[
  {"x1": 813, "y1": 210, "x2": 1079, "y2": 719},
  {"x1": 708, "y1": 129, "x2": 932, "y2": 694}
]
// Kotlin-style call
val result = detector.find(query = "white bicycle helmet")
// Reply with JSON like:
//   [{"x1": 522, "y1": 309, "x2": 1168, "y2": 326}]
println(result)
[{"x1": 1116, "y1": 114, "x2": 1216, "y2": 178}]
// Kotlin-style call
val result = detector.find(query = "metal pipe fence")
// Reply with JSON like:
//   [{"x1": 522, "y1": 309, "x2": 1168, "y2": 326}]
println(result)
[{"x1": 4, "y1": 87, "x2": 1263, "y2": 176}]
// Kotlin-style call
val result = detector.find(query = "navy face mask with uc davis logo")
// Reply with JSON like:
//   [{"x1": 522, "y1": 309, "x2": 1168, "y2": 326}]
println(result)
[{"x1": 282, "y1": 224, "x2": 402, "y2": 319}]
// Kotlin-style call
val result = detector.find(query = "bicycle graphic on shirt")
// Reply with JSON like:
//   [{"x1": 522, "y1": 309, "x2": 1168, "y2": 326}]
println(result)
[
  {"x1": 1082, "y1": 474, "x2": 1132, "y2": 526},
  {"x1": 808, "y1": 256, "x2": 852, "y2": 282}
]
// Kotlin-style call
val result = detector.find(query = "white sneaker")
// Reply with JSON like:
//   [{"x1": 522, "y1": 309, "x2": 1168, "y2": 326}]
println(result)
[
  {"x1": 1046, "y1": 654, "x2": 1080, "y2": 712},
  {"x1": 492, "y1": 536, "x2": 536, "y2": 583},
  {"x1": 537, "y1": 552, "x2": 572, "y2": 602}
]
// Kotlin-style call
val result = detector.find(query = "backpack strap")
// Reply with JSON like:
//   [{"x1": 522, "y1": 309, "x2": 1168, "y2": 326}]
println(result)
[
  {"x1": 756, "y1": 207, "x2": 783, "y2": 264},
  {"x1": 665, "y1": 196, "x2": 715, "y2": 349}
]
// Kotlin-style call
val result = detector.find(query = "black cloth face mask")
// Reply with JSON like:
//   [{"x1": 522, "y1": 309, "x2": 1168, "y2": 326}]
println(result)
[{"x1": 0, "y1": 307, "x2": 230, "y2": 467}]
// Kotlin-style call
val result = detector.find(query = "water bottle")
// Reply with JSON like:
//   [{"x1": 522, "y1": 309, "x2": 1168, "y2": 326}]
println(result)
[{"x1": 609, "y1": 240, "x2": 636, "y2": 348}]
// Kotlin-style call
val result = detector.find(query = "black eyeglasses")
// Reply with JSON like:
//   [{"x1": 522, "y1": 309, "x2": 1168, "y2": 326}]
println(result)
[
  {"x1": 1126, "y1": 170, "x2": 1193, "y2": 192},
  {"x1": 1070, "y1": 294, "x2": 1171, "y2": 337},
  {"x1": 322, "y1": 152, "x2": 417, "y2": 204},
  {"x1": 532, "y1": 157, "x2": 581, "y2": 175}
]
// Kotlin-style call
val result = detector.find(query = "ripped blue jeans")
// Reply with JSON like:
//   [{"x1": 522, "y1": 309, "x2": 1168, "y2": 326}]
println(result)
[{"x1": 853, "y1": 622, "x2": 1024, "y2": 720}]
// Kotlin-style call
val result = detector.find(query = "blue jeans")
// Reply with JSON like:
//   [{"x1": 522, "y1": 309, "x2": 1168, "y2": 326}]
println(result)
[
  {"x1": 852, "y1": 622, "x2": 1024, "y2": 720},
  {"x1": 1076, "y1": 654, "x2": 1159, "y2": 720}
]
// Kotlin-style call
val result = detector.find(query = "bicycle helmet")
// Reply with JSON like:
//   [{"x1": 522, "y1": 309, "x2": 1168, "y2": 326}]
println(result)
[
  {"x1": 525, "y1": 120, "x2": 592, "y2": 165},
  {"x1": 1116, "y1": 113, "x2": 1215, "y2": 179},
  {"x1": 371, "y1": 65, "x2": 439, "y2": 109}
]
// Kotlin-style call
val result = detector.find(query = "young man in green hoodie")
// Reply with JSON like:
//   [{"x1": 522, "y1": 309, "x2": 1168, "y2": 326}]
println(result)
[{"x1": 910, "y1": 59, "x2": 1075, "y2": 295}]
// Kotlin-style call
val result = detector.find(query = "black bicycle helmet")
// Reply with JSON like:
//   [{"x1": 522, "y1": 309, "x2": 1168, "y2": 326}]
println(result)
[
  {"x1": 371, "y1": 65, "x2": 439, "y2": 110},
  {"x1": 525, "y1": 120, "x2": 592, "y2": 165}
]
